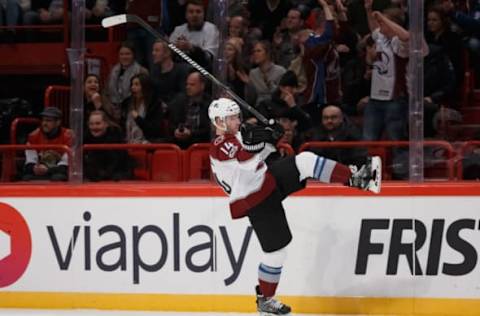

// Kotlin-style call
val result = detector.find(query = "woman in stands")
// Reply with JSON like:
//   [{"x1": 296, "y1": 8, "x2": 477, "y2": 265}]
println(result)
[
  {"x1": 248, "y1": 41, "x2": 286, "y2": 106},
  {"x1": 224, "y1": 37, "x2": 252, "y2": 102},
  {"x1": 425, "y1": 5, "x2": 463, "y2": 90},
  {"x1": 84, "y1": 74, "x2": 118, "y2": 124},
  {"x1": 84, "y1": 110, "x2": 133, "y2": 181},
  {"x1": 107, "y1": 41, "x2": 149, "y2": 107},
  {"x1": 121, "y1": 73, "x2": 166, "y2": 144}
]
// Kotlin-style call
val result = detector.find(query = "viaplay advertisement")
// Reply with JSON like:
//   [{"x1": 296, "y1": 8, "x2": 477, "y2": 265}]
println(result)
[{"x1": 1, "y1": 196, "x2": 480, "y2": 301}]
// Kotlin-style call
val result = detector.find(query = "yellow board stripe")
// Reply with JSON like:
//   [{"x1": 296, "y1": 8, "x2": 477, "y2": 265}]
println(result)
[{"x1": 1, "y1": 292, "x2": 480, "y2": 315}]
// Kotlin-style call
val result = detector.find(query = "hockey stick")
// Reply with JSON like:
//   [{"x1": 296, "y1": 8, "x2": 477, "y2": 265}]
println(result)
[{"x1": 102, "y1": 14, "x2": 272, "y2": 126}]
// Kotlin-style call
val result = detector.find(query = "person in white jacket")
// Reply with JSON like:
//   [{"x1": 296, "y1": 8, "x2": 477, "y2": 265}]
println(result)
[
  {"x1": 208, "y1": 98, "x2": 381, "y2": 315},
  {"x1": 169, "y1": 0, "x2": 219, "y2": 70}
]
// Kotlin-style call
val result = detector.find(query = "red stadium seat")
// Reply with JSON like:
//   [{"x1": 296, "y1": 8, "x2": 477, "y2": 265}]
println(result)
[
  {"x1": 151, "y1": 145, "x2": 183, "y2": 182},
  {"x1": 184, "y1": 143, "x2": 211, "y2": 181},
  {"x1": 129, "y1": 149, "x2": 151, "y2": 181},
  {"x1": 10, "y1": 117, "x2": 41, "y2": 144},
  {"x1": 2, "y1": 118, "x2": 41, "y2": 181},
  {"x1": 44, "y1": 85, "x2": 71, "y2": 126}
]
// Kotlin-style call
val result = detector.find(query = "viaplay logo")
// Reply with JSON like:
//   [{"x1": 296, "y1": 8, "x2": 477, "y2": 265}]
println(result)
[{"x1": 0, "y1": 202, "x2": 32, "y2": 287}]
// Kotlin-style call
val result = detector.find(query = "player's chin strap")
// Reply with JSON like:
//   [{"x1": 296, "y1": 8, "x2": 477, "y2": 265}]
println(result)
[{"x1": 213, "y1": 120, "x2": 228, "y2": 133}]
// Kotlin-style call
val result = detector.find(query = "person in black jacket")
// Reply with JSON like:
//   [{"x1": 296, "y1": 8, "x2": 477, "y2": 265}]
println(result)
[
  {"x1": 310, "y1": 104, "x2": 368, "y2": 167},
  {"x1": 121, "y1": 73, "x2": 168, "y2": 143},
  {"x1": 167, "y1": 71, "x2": 212, "y2": 149},
  {"x1": 255, "y1": 70, "x2": 313, "y2": 144},
  {"x1": 424, "y1": 43, "x2": 456, "y2": 137},
  {"x1": 84, "y1": 110, "x2": 133, "y2": 181}
]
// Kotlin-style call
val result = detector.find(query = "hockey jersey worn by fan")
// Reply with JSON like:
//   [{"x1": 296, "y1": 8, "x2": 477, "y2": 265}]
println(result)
[{"x1": 210, "y1": 132, "x2": 276, "y2": 219}]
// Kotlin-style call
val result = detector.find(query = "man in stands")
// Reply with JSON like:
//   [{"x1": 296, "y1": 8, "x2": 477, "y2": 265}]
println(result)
[
  {"x1": 169, "y1": 0, "x2": 219, "y2": 71},
  {"x1": 23, "y1": 107, "x2": 72, "y2": 181},
  {"x1": 310, "y1": 104, "x2": 368, "y2": 168},
  {"x1": 151, "y1": 40, "x2": 191, "y2": 104},
  {"x1": 168, "y1": 71, "x2": 212, "y2": 149},
  {"x1": 23, "y1": 0, "x2": 64, "y2": 25}
]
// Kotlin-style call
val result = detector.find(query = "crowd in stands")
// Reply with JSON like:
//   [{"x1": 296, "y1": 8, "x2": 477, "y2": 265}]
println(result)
[{"x1": 2, "y1": 0, "x2": 480, "y2": 181}]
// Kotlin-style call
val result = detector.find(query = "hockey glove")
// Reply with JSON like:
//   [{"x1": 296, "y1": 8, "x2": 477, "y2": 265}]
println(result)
[{"x1": 240, "y1": 122, "x2": 285, "y2": 153}]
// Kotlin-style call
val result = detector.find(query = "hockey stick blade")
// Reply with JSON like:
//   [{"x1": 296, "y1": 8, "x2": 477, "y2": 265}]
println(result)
[
  {"x1": 100, "y1": 14, "x2": 270, "y2": 126},
  {"x1": 101, "y1": 14, "x2": 127, "y2": 28}
]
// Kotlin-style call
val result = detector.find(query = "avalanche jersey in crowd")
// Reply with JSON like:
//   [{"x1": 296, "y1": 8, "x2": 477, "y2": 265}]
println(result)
[{"x1": 210, "y1": 132, "x2": 276, "y2": 219}]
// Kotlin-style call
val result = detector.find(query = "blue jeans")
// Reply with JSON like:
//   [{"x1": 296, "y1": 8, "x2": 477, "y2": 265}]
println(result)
[
  {"x1": 363, "y1": 97, "x2": 409, "y2": 179},
  {"x1": 363, "y1": 98, "x2": 408, "y2": 141}
]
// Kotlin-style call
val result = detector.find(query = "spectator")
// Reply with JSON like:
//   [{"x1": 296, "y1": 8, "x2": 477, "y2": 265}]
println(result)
[
  {"x1": 121, "y1": 73, "x2": 167, "y2": 144},
  {"x1": 347, "y1": 0, "x2": 392, "y2": 36},
  {"x1": 228, "y1": 15, "x2": 248, "y2": 39},
  {"x1": 23, "y1": 0, "x2": 64, "y2": 25},
  {"x1": 125, "y1": 0, "x2": 161, "y2": 69},
  {"x1": 84, "y1": 110, "x2": 133, "y2": 181},
  {"x1": 151, "y1": 40, "x2": 191, "y2": 104},
  {"x1": 425, "y1": 5, "x2": 464, "y2": 90},
  {"x1": 341, "y1": 34, "x2": 372, "y2": 116},
  {"x1": 302, "y1": 0, "x2": 335, "y2": 124},
  {"x1": 272, "y1": 7, "x2": 307, "y2": 68},
  {"x1": 362, "y1": 6, "x2": 410, "y2": 143},
  {"x1": 310, "y1": 104, "x2": 368, "y2": 167},
  {"x1": 224, "y1": 37, "x2": 251, "y2": 102},
  {"x1": 247, "y1": 0, "x2": 292, "y2": 40},
  {"x1": 107, "y1": 41, "x2": 148, "y2": 107},
  {"x1": 84, "y1": 74, "x2": 119, "y2": 125},
  {"x1": 23, "y1": 107, "x2": 72, "y2": 181},
  {"x1": 288, "y1": 28, "x2": 311, "y2": 98},
  {"x1": 256, "y1": 70, "x2": 312, "y2": 139},
  {"x1": 424, "y1": 43, "x2": 456, "y2": 137},
  {"x1": 249, "y1": 41, "x2": 287, "y2": 106},
  {"x1": 362, "y1": 5, "x2": 428, "y2": 178},
  {"x1": 442, "y1": 0, "x2": 480, "y2": 87},
  {"x1": 441, "y1": 0, "x2": 480, "y2": 37},
  {"x1": 169, "y1": 0, "x2": 219, "y2": 71},
  {"x1": 228, "y1": 15, "x2": 261, "y2": 66},
  {"x1": 0, "y1": 0, "x2": 22, "y2": 41},
  {"x1": 166, "y1": 0, "x2": 187, "y2": 32},
  {"x1": 168, "y1": 71, "x2": 212, "y2": 148},
  {"x1": 85, "y1": 0, "x2": 115, "y2": 24},
  {"x1": 106, "y1": 0, "x2": 125, "y2": 16},
  {"x1": 207, "y1": 0, "x2": 248, "y2": 21}
]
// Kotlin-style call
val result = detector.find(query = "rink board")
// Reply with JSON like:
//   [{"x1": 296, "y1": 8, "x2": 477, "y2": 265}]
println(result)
[{"x1": 0, "y1": 183, "x2": 480, "y2": 315}]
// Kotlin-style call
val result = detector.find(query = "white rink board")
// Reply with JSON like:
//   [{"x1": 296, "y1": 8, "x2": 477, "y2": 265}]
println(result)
[{"x1": 1, "y1": 196, "x2": 480, "y2": 298}]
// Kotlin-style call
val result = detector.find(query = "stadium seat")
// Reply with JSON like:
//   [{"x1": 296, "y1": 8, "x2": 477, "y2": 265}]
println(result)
[
  {"x1": 129, "y1": 149, "x2": 151, "y2": 181},
  {"x1": 10, "y1": 117, "x2": 40, "y2": 144},
  {"x1": 184, "y1": 143, "x2": 211, "y2": 181},
  {"x1": 44, "y1": 85, "x2": 71, "y2": 126},
  {"x1": 151, "y1": 146, "x2": 183, "y2": 182}
]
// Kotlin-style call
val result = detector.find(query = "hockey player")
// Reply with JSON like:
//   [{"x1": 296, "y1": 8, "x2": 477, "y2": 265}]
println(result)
[{"x1": 208, "y1": 98, "x2": 381, "y2": 315}]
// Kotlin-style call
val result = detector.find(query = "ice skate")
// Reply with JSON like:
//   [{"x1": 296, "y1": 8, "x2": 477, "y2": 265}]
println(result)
[
  {"x1": 349, "y1": 156, "x2": 382, "y2": 194},
  {"x1": 255, "y1": 285, "x2": 291, "y2": 315}
]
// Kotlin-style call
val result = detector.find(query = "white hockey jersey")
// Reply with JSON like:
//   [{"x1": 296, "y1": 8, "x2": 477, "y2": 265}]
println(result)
[{"x1": 210, "y1": 132, "x2": 276, "y2": 219}]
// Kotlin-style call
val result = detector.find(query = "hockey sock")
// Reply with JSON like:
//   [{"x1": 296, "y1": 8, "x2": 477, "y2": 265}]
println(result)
[
  {"x1": 258, "y1": 263, "x2": 282, "y2": 298},
  {"x1": 295, "y1": 151, "x2": 351, "y2": 183}
]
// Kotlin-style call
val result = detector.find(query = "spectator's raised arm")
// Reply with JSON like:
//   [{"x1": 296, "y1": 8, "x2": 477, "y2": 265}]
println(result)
[{"x1": 364, "y1": 0, "x2": 379, "y2": 32}]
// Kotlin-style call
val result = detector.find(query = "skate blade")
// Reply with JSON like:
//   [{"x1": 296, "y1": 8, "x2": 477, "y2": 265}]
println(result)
[
  {"x1": 259, "y1": 312, "x2": 292, "y2": 316},
  {"x1": 368, "y1": 156, "x2": 382, "y2": 194}
]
